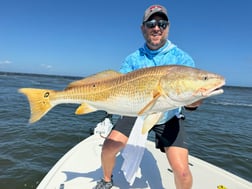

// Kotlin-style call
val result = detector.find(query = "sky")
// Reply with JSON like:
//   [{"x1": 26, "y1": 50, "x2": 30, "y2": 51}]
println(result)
[{"x1": 0, "y1": 0, "x2": 251, "y2": 87}]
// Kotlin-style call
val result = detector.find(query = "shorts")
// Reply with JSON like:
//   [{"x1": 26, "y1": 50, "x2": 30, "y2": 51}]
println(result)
[{"x1": 112, "y1": 115, "x2": 188, "y2": 153}]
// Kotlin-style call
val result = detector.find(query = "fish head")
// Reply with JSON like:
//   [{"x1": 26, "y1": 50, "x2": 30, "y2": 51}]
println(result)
[{"x1": 160, "y1": 65, "x2": 225, "y2": 104}]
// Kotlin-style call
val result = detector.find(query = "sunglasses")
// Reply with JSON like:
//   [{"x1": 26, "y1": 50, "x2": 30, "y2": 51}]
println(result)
[{"x1": 144, "y1": 19, "x2": 169, "y2": 30}]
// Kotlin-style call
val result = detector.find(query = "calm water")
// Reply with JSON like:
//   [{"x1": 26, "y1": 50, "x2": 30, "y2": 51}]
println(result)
[{"x1": 0, "y1": 72, "x2": 251, "y2": 189}]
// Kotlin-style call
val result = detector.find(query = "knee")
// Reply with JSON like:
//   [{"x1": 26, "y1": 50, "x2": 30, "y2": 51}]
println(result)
[
  {"x1": 175, "y1": 167, "x2": 191, "y2": 179},
  {"x1": 180, "y1": 169, "x2": 192, "y2": 181},
  {"x1": 174, "y1": 167, "x2": 192, "y2": 187},
  {"x1": 101, "y1": 139, "x2": 124, "y2": 158}
]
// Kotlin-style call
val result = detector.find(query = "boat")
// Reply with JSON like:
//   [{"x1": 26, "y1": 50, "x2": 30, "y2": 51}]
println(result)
[{"x1": 37, "y1": 119, "x2": 252, "y2": 189}]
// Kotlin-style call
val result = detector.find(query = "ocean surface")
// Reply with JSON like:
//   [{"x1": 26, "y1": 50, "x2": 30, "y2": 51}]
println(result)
[{"x1": 0, "y1": 72, "x2": 251, "y2": 189}]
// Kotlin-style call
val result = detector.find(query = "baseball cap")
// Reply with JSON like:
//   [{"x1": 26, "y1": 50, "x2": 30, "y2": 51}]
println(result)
[{"x1": 143, "y1": 5, "x2": 168, "y2": 22}]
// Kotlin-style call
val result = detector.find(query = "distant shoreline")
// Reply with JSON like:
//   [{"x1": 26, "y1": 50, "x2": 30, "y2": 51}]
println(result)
[{"x1": 0, "y1": 71, "x2": 82, "y2": 80}]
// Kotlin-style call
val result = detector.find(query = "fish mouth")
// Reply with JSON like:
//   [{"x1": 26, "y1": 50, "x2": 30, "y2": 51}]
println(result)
[
  {"x1": 209, "y1": 88, "x2": 224, "y2": 96},
  {"x1": 203, "y1": 80, "x2": 225, "y2": 97}
]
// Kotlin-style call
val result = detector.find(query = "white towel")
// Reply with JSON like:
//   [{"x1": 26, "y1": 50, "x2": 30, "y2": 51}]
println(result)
[{"x1": 121, "y1": 116, "x2": 148, "y2": 185}]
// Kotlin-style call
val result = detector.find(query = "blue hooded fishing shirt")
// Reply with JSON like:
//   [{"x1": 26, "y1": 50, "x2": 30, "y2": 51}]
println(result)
[{"x1": 119, "y1": 40, "x2": 195, "y2": 124}]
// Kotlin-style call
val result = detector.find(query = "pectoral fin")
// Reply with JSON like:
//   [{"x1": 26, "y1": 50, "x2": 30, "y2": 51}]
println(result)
[
  {"x1": 138, "y1": 92, "x2": 161, "y2": 115},
  {"x1": 75, "y1": 103, "x2": 97, "y2": 115},
  {"x1": 142, "y1": 112, "x2": 163, "y2": 134}
]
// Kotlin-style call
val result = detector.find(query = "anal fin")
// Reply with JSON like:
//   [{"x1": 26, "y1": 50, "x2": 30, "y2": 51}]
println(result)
[{"x1": 75, "y1": 103, "x2": 96, "y2": 115}]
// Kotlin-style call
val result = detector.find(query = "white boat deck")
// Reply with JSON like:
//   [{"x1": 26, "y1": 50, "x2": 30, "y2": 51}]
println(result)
[{"x1": 37, "y1": 134, "x2": 252, "y2": 189}]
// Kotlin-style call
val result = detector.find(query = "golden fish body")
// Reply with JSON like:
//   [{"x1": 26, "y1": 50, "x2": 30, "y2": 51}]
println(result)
[{"x1": 19, "y1": 65, "x2": 225, "y2": 133}]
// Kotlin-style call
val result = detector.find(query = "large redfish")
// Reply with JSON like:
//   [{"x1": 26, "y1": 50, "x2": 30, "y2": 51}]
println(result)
[{"x1": 19, "y1": 65, "x2": 225, "y2": 133}]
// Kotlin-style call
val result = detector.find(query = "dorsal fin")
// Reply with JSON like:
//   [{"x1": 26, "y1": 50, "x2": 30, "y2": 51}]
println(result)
[{"x1": 66, "y1": 70, "x2": 123, "y2": 89}]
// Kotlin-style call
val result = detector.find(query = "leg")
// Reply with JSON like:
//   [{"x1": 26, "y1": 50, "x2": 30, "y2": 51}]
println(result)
[
  {"x1": 153, "y1": 116, "x2": 192, "y2": 189},
  {"x1": 101, "y1": 116, "x2": 136, "y2": 182},
  {"x1": 101, "y1": 129, "x2": 128, "y2": 182},
  {"x1": 165, "y1": 146, "x2": 192, "y2": 189}
]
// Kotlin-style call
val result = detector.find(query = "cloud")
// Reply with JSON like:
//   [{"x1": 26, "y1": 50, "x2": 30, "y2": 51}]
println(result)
[
  {"x1": 0, "y1": 60, "x2": 12, "y2": 65},
  {"x1": 41, "y1": 64, "x2": 52, "y2": 70}
]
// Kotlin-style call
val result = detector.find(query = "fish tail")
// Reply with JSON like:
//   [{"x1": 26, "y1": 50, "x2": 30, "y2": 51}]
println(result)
[{"x1": 18, "y1": 88, "x2": 56, "y2": 123}]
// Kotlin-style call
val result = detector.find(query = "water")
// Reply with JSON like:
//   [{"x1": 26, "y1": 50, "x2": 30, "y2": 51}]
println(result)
[{"x1": 0, "y1": 72, "x2": 251, "y2": 189}]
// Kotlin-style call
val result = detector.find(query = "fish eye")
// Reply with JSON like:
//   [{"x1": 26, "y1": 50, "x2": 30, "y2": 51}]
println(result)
[{"x1": 44, "y1": 92, "x2": 50, "y2": 98}]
